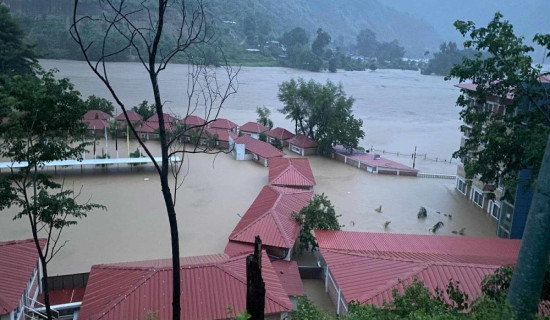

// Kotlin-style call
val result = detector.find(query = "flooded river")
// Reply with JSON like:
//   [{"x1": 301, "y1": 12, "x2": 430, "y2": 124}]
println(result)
[{"x1": 0, "y1": 61, "x2": 496, "y2": 276}]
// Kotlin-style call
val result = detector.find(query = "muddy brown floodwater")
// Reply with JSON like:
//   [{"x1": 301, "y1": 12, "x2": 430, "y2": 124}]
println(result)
[
  {"x1": 0, "y1": 140, "x2": 495, "y2": 276},
  {"x1": 0, "y1": 61, "x2": 497, "y2": 276}
]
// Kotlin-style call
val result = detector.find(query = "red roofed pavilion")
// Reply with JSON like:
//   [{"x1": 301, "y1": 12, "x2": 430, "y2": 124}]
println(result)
[
  {"x1": 232, "y1": 135, "x2": 284, "y2": 166},
  {"x1": 239, "y1": 121, "x2": 268, "y2": 138},
  {"x1": 315, "y1": 230, "x2": 522, "y2": 315},
  {"x1": 226, "y1": 185, "x2": 312, "y2": 260},
  {"x1": 83, "y1": 110, "x2": 111, "y2": 121},
  {"x1": 269, "y1": 157, "x2": 316, "y2": 189},
  {"x1": 266, "y1": 127, "x2": 295, "y2": 147},
  {"x1": 287, "y1": 134, "x2": 317, "y2": 156},
  {"x1": 78, "y1": 253, "x2": 292, "y2": 320},
  {"x1": 0, "y1": 239, "x2": 46, "y2": 319},
  {"x1": 115, "y1": 110, "x2": 143, "y2": 123},
  {"x1": 180, "y1": 114, "x2": 206, "y2": 127},
  {"x1": 209, "y1": 118, "x2": 238, "y2": 132}
]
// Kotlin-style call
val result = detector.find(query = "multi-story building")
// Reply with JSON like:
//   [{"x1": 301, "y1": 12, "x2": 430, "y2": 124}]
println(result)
[{"x1": 454, "y1": 83, "x2": 535, "y2": 239}]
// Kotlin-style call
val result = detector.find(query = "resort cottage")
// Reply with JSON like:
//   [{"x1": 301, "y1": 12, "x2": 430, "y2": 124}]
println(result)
[
  {"x1": 225, "y1": 185, "x2": 313, "y2": 260},
  {"x1": 287, "y1": 134, "x2": 317, "y2": 156},
  {"x1": 138, "y1": 113, "x2": 176, "y2": 140},
  {"x1": 209, "y1": 118, "x2": 238, "y2": 133},
  {"x1": 205, "y1": 127, "x2": 237, "y2": 149},
  {"x1": 238, "y1": 121, "x2": 269, "y2": 139},
  {"x1": 230, "y1": 135, "x2": 284, "y2": 167},
  {"x1": 78, "y1": 253, "x2": 293, "y2": 320},
  {"x1": 314, "y1": 230, "x2": 522, "y2": 316},
  {"x1": 332, "y1": 145, "x2": 418, "y2": 176},
  {"x1": 266, "y1": 127, "x2": 295, "y2": 147},
  {"x1": 0, "y1": 239, "x2": 45, "y2": 320},
  {"x1": 268, "y1": 157, "x2": 316, "y2": 189},
  {"x1": 115, "y1": 110, "x2": 143, "y2": 137},
  {"x1": 180, "y1": 115, "x2": 206, "y2": 142}
]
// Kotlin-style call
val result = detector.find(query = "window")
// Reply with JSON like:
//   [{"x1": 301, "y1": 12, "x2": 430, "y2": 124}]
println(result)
[
  {"x1": 456, "y1": 178, "x2": 467, "y2": 195},
  {"x1": 291, "y1": 145, "x2": 301, "y2": 154},
  {"x1": 471, "y1": 188, "x2": 484, "y2": 208},
  {"x1": 490, "y1": 201, "x2": 500, "y2": 220}
]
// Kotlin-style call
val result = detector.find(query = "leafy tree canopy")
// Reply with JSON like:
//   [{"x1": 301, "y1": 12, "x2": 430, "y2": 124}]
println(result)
[
  {"x1": 422, "y1": 42, "x2": 476, "y2": 76},
  {"x1": 132, "y1": 100, "x2": 156, "y2": 120},
  {"x1": 256, "y1": 106, "x2": 273, "y2": 129},
  {"x1": 0, "y1": 3, "x2": 36, "y2": 75},
  {"x1": 356, "y1": 28, "x2": 378, "y2": 57},
  {"x1": 84, "y1": 95, "x2": 115, "y2": 115},
  {"x1": 280, "y1": 27, "x2": 309, "y2": 48},
  {"x1": 311, "y1": 27, "x2": 331, "y2": 57},
  {"x1": 375, "y1": 40, "x2": 405, "y2": 64},
  {"x1": 278, "y1": 78, "x2": 364, "y2": 155},
  {"x1": 293, "y1": 193, "x2": 341, "y2": 252},
  {"x1": 448, "y1": 12, "x2": 550, "y2": 192}
]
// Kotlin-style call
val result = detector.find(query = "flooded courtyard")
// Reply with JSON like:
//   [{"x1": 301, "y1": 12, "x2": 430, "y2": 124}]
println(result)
[{"x1": 0, "y1": 61, "x2": 497, "y2": 276}]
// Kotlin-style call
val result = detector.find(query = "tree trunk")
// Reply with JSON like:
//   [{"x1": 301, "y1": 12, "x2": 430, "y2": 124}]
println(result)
[
  {"x1": 508, "y1": 133, "x2": 550, "y2": 319},
  {"x1": 41, "y1": 257, "x2": 53, "y2": 320},
  {"x1": 246, "y1": 236, "x2": 265, "y2": 320}
]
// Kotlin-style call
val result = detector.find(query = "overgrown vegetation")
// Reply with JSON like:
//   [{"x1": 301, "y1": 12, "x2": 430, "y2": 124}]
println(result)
[{"x1": 293, "y1": 193, "x2": 341, "y2": 253}]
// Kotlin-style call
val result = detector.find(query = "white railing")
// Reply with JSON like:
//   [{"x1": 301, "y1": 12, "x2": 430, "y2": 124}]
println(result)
[
  {"x1": 418, "y1": 172, "x2": 456, "y2": 179},
  {"x1": 24, "y1": 295, "x2": 59, "y2": 320}
]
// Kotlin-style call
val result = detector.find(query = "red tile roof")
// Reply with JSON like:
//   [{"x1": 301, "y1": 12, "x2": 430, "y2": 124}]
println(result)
[
  {"x1": 180, "y1": 115, "x2": 206, "y2": 127},
  {"x1": 139, "y1": 120, "x2": 174, "y2": 133},
  {"x1": 287, "y1": 134, "x2": 317, "y2": 149},
  {"x1": 271, "y1": 260, "x2": 304, "y2": 297},
  {"x1": 206, "y1": 128, "x2": 238, "y2": 142},
  {"x1": 224, "y1": 241, "x2": 255, "y2": 257},
  {"x1": 115, "y1": 111, "x2": 143, "y2": 122},
  {"x1": 239, "y1": 122, "x2": 268, "y2": 134},
  {"x1": 83, "y1": 119, "x2": 108, "y2": 131},
  {"x1": 39, "y1": 288, "x2": 86, "y2": 305},
  {"x1": 269, "y1": 158, "x2": 316, "y2": 187},
  {"x1": 0, "y1": 239, "x2": 45, "y2": 314},
  {"x1": 316, "y1": 231, "x2": 522, "y2": 308},
  {"x1": 228, "y1": 185, "x2": 313, "y2": 249},
  {"x1": 78, "y1": 253, "x2": 292, "y2": 320},
  {"x1": 210, "y1": 118, "x2": 238, "y2": 130},
  {"x1": 146, "y1": 113, "x2": 177, "y2": 123},
  {"x1": 234, "y1": 135, "x2": 284, "y2": 159},
  {"x1": 83, "y1": 110, "x2": 111, "y2": 121},
  {"x1": 333, "y1": 146, "x2": 418, "y2": 173},
  {"x1": 266, "y1": 127, "x2": 295, "y2": 141}
]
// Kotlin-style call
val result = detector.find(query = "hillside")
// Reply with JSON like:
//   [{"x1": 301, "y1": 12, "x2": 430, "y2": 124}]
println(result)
[{"x1": 4, "y1": 0, "x2": 441, "y2": 59}]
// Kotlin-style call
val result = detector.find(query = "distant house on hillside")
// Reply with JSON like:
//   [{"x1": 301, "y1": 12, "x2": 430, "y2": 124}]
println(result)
[
  {"x1": 239, "y1": 121, "x2": 268, "y2": 139},
  {"x1": 268, "y1": 157, "x2": 316, "y2": 189},
  {"x1": 230, "y1": 135, "x2": 284, "y2": 167},
  {"x1": 315, "y1": 230, "x2": 523, "y2": 316},
  {"x1": 266, "y1": 127, "x2": 295, "y2": 147},
  {"x1": 0, "y1": 239, "x2": 46, "y2": 320},
  {"x1": 287, "y1": 134, "x2": 317, "y2": 156},
  {"x1": 78, "y1": 253, "x2": 293, "y2": 320},
  {"x1": 225, "y1": 185, "x2": 312, "y2": 260}
]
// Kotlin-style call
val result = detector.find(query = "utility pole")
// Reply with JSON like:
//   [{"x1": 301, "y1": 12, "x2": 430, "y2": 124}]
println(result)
[
  {"x1": 412, "y1": 146, "x2": 417, "y2": 168},
  {"x1": 247, "y1": 236, "x2": 265, "y2": 320}
]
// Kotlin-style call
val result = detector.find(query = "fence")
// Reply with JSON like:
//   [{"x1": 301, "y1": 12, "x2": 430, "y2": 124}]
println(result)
[
  {"x1": 417, "y1": 173, "x2": 457, "y2": 179},
  {"x1": 370, "y1": 147, "x2": 457, "y2": 164}
]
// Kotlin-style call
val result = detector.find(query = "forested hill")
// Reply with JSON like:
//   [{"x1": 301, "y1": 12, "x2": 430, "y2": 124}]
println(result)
[{"x1": 4, "y1": 0, "x2": 441, "y2": 58}]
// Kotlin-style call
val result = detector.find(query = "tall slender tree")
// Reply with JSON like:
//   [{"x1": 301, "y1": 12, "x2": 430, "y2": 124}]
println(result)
[
  {"x1": 0, "y1": 69, "x2": 104, "y2": 320},
  {"x1": 72, "y1": 1, "x2": 239, "y2": 319}
]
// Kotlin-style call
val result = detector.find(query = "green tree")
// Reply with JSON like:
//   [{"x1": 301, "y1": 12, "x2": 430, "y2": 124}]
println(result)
[
  {"x1": 0, "y1": 69, "x2": 104, "y2": 320},
  {"x1": 448, "y1": 12, "x2": 550, "y2": 319},
  {"x1": 132, "y1": 100, "x2": 156, "y2": 120},
  {"x1": 0, "y1": 2, "x2": 36, "y2": 76},
  {"x1": 422, "y1": 42, "x2": 476, "y2": 76},
  {"x1": 256, "y1": 106, "x2": 273, "y2": 129},
  {"x1": 280, "y1": 27, "x2": 309, "y2": 48},
  {"x1": 311, "y1": 27, "x2": 331, "y2": 57},
  {"x1": 375, "y1": 40, "x2": 405, "y2": 65},
  {"x1": 84, "y1": 95, "x2": 115, "y2": 115},
  {"x1": 278, "y1": 78, "x2": 364, "y2": 155},
  {"x1": 293, "y1": 193, "x2": 341, "y2": 252},
  {"x1": 356, "y1": 28, "x2": 379, "y2": 57}
]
